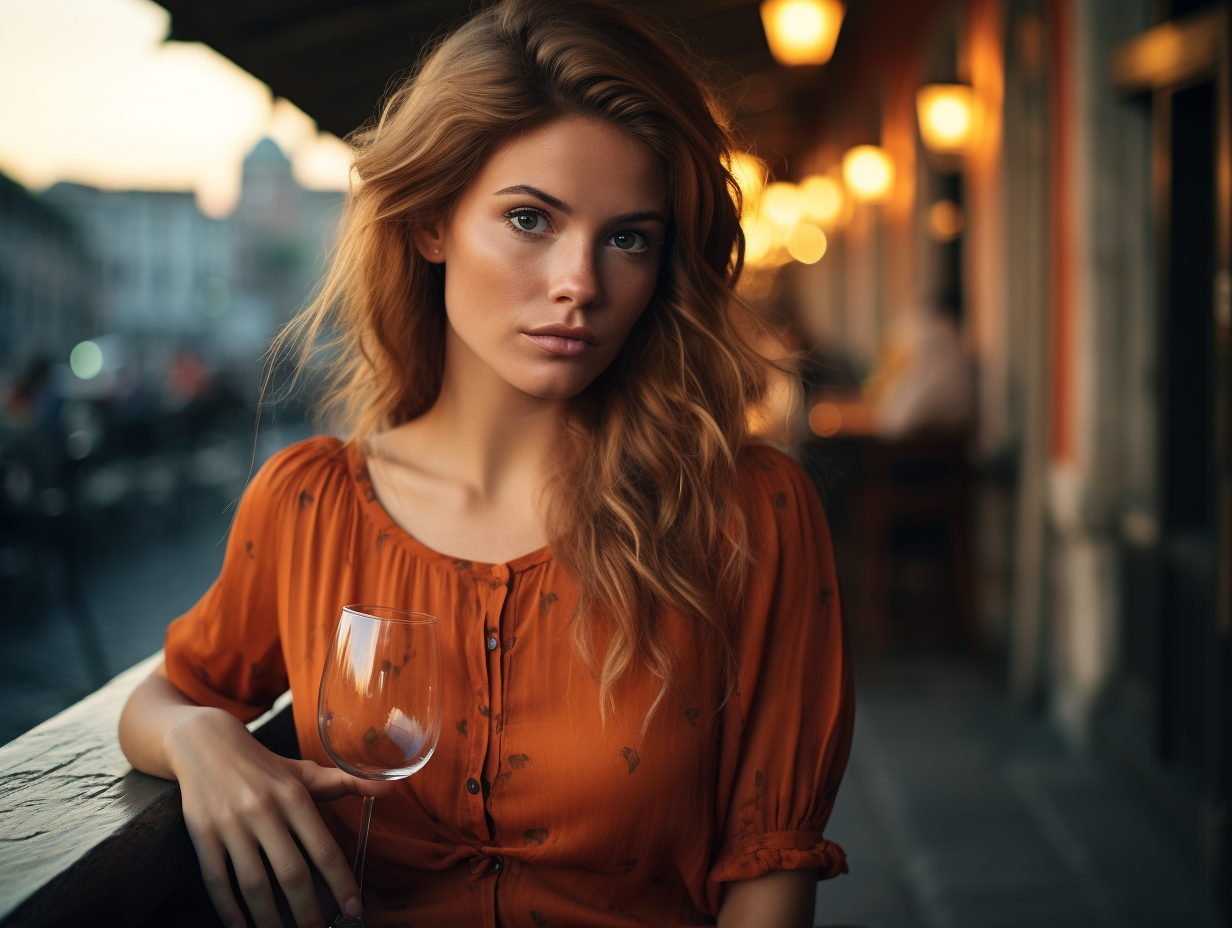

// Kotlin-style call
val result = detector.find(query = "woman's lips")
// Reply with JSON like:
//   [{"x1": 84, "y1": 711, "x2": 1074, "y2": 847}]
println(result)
[
  {"x1": 522, "y1": 324, "x2": 598, "y2": 357},
  {"x1": 523, "y1": 333, "x2": 595, "y2": 357}
]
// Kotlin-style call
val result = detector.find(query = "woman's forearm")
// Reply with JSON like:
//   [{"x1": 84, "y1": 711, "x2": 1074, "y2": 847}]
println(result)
[
  {"x1": 118, "y1": 661, "x2": 241, "y2": 780},
  {"x1": 717, "y1": 868, "x2": 818, "y2": 928}
]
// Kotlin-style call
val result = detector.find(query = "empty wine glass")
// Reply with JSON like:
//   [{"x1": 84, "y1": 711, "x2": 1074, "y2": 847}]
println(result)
[{"x1": 318, "y1": 606, "x2": 442, "y2": 928}]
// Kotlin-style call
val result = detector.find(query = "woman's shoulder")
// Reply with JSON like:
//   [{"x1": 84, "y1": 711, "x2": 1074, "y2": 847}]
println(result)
[
  {"x1": 737, "y1": 443, "x2": 820, "y2": 519},
  {"x1": 243, "y1": 434, "x2": 352, "y2": 511}
]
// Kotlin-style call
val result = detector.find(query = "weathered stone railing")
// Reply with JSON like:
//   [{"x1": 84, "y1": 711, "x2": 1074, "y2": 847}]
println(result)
[{"x1": 0, "y1": 654, "x2": 297, "y2": 927}]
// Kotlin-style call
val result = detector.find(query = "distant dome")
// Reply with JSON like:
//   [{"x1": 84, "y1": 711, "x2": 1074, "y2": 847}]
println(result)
[{"x1": 244, "y1": 138, "x2": 291, "y2": 168}]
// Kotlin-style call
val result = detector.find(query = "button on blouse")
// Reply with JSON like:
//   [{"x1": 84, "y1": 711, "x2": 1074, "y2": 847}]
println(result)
[{"x1": 163, "y1": 436, "x2": 854, "y2": 925}]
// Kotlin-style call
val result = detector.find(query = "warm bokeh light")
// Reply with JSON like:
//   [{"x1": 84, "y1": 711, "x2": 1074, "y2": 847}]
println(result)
[
  {"x1": 0, "y1": 0, "x2": 352, "y2": 215},
  {"x1": 842, "y1": 145, "x2": 895, "y2": 204},
  {"x1": 809, "y1": 402, "x2": 842, "y2": 437},
  {"x1": 916, "y1": 84, "x2": 979, "y2": 155},
  {"x1": 929, "y1": 199, "x2": 965, "y2": 241},
  {"x1": 759, "y1": 0, "x2": 846, "y2": 67},
  {"x1": 745, "y1": 219, "x2": 777, "y2": 266},
  {"x1": 732, "y1": 159, "x2": 833, "y2": 269},
  {"x1": 800, "y1": 174, "x2": 844, "y2": 227},
  {"x1": 764, "y1": 182, "x2": 805, "y2": 225},
  {"x1": 732, "y1": 153, "x2": 782, "y2": 269},
  {"x1": 786, "y1": 223, "x2": 827, "y2": 263},
  {"x1": 729, "y1": 151, "x2": 767, "y2": 215}
]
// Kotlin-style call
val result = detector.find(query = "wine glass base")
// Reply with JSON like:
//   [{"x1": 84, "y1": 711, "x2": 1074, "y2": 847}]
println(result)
[{"x1": 333, "y1": 915, "x2": 365, "y2": 928}]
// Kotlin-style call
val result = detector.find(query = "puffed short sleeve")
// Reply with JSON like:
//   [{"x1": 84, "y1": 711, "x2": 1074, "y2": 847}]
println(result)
[
  {"x1": 706, "y1": 447, "x2": 854, "y2": 905},
  {"x1": 162, "y1": 445, "x2": 299, "y2": 721}
]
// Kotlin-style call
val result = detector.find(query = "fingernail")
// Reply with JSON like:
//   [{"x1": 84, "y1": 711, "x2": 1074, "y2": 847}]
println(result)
[{"x1": 345, "y1": 896, "x2": 362, "y2": 916}]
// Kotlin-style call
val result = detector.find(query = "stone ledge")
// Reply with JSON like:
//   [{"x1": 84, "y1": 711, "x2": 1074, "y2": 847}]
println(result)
[{"x1": 0, "y1": 653, "x2": 296, "y2": 928}]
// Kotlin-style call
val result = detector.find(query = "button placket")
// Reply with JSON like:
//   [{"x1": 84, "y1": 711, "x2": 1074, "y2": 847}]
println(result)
[{"x1": 474, "y1": 571, "x2": 511, "y2": 844}]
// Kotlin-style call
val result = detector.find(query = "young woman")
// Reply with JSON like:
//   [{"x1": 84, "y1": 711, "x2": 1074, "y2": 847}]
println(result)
[{"x1": 119, "y1": 1, "x2": 853, "y2": 925}]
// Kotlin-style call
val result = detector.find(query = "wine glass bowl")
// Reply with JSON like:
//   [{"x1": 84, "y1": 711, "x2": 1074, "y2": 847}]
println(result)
[
  {"x1": 318, "y1": 606, "x2": 442, "y2": 780},
  {"x1": 317, "y1": 605, "x2": 442, "y2": 927}
]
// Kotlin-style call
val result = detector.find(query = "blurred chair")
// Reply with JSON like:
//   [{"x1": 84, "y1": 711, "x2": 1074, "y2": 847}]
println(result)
[
  {"x1": 806, "y1": 432, "x2": 977, "y2": 656},
  {"x1": 848, "y1": 435, "x2": 976, "y2": 654}
]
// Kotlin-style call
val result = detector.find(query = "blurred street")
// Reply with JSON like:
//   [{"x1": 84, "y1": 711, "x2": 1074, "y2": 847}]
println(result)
[
  {"x1": 817, "y1": 657, "x2": 1222, "y2": 928},
  {"x1": 0, "y1": 422, "x2": 309, "y2": 745}
]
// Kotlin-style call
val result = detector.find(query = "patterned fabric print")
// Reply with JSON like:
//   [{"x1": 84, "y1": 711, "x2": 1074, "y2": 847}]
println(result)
[{"x1": 164, "y1": 437, "x2": 854, "y2": 926}]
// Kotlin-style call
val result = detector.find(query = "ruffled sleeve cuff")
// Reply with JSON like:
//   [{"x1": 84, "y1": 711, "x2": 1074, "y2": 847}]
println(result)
[{"x1": 708, "y1": 830, "x2": 848, "y2": 895}]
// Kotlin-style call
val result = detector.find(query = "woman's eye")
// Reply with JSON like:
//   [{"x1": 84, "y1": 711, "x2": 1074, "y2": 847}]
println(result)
[
  {"x1": 511, "y1": 210, "x2": 548, "y2": 233},
  {"x1": 609, "y1": 230, "x2": 648, "y2": 252}
]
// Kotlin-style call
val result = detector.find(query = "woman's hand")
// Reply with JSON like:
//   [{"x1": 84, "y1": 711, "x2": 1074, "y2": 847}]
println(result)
[{"x1": 119, "y1": 665, "x2": 394, "y2": 928}]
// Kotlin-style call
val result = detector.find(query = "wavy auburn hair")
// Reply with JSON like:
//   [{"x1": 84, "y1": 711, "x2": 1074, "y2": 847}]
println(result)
[{"x1": 279, "y1": 0, "x2": 769, "y2": 715}]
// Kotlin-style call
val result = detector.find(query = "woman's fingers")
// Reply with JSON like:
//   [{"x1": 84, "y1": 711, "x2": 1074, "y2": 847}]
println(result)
[
  {"x1": 279, "y1": 784, "x2": 364, "y2": 921},
  {"x1": 225, "y1": 834, "x2": 287, "y2": 928},
  {"x1": 185, "y1": 826, "x2": 248, "y2": 928},
  {"x1": 251, "y1": 807, "x2": 332, "y2": 928},
  {"x1": 293, "y1": 759, "x2": 396, "y2": 802}
]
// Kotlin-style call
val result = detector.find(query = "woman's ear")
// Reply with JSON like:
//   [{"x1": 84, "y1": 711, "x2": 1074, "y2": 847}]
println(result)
[{"x1": 414, "y1": 222, "x2": 446, "y2": 264}]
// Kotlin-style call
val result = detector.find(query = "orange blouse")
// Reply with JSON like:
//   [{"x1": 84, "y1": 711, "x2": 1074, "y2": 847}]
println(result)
[{"x1": 165, "y1": 437, "x2": 853, "y2": 927}]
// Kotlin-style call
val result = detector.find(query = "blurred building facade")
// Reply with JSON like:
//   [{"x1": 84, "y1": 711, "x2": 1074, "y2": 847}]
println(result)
[
  {"x1": 0, "y1": 138, "x2": 341, "y2": 630},
  {"x1": 0, "y1": 173, "x2": 97, "y2": 373},
  {"x1": 768, "y1": 0, "x2": 1229, "y2": 906},
  {"x1": 35, "y1": 139, "x2": 342, "y2": 396}
]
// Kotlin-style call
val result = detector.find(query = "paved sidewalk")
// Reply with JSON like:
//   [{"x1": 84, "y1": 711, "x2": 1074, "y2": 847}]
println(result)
[
  {"x1": 0, "y1": 424, "x2": 311, "y2": 745},
  {"x1": 0, "y1": 506, "x2": 232, "y2": 745},
  {"x1": 815, "y1": 658, "x2": 1223, "y2": 928}
]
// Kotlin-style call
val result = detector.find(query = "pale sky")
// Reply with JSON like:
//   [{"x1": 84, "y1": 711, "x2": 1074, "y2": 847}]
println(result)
[{"x1": 0, "y1": 0, "x2": 352, "y2": 217}]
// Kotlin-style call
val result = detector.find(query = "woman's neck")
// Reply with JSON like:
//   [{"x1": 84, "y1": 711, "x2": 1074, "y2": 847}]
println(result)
[{"x1": 373, "y1": 327, "x2": 566, "y2": 504}]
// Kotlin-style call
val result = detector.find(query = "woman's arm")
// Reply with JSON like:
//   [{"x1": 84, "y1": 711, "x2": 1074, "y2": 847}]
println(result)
[
  {"x1": 119, "y1": 662, "x2": 392, "y2": 928},
  {"x1": 717, "y1": 868, "x2": 818, "y2": 927}
]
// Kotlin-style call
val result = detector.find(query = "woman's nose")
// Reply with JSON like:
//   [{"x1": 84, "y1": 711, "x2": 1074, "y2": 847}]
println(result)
[{"x1": 546, "y1": 236, "x2": 601, "y2": 308}]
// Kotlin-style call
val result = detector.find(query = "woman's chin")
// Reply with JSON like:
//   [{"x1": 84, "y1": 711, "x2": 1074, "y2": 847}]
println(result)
[{"x1": 506, "y1": 372, "x2": 598, "y2": 402}]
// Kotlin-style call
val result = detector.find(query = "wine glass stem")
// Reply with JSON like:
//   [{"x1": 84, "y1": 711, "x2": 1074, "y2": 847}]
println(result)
[{"x1": 353, "y1": 795, "x2": 375, "y2": 893}]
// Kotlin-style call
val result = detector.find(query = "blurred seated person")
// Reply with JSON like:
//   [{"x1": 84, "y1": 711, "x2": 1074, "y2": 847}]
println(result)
[{"x1": 866, "y1": 306, "x2": 973, "y2": 440}]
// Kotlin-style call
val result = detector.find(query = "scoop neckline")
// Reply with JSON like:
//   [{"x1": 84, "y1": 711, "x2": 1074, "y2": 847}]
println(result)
[{"x1": 342, "y1": 439, "x2": 553, "y2": 575}]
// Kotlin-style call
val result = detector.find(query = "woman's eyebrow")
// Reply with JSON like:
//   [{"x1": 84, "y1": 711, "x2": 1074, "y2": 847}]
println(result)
[
  {"x1": 612, "y1": 210, "x2": 667, "y2": 224},
  {"x1": 494, "y1": 185, "x2": 666, "y2": 225},
  {"x1": 494, "y1": 184, "x2": 571, "y2": 214}
]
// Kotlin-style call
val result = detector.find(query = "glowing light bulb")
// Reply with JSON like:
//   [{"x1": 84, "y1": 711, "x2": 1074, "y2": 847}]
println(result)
[
  {"x1": 809, "y1": 402, "x2": 842, "y2": 437},
  {"x1": 800, "y1": 175, "x2": 844, "y2": 226},
  {"x1": 745, "y1": 221, "x2": 776, "y2": 265},
  {"x1": 729, "y1": 151, "x2": 767, "y2": 214},
  {"x1": 786, "y1": 223, "x2": 827, "y2": 264},
  {"x1": 916, "y1": 84, "x2": 979, "y2": 155},
  {"x1": 759, "y1": 0, "x2": 846, "y2": 67},
  {"x1": 763, "y1": 182, "x2": 805, "y2": 225},
  {"x1": 841, "y1": 145, "x2": 895, "y2": 204},
  {"x1": 928, "y1": 200, "x2": 965, "y2": 241}
]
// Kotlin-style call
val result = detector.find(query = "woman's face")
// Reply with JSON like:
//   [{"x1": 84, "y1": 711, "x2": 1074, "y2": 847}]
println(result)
[{"x1": 418, "y1": 116, "x2": 668, "y2": 400}]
